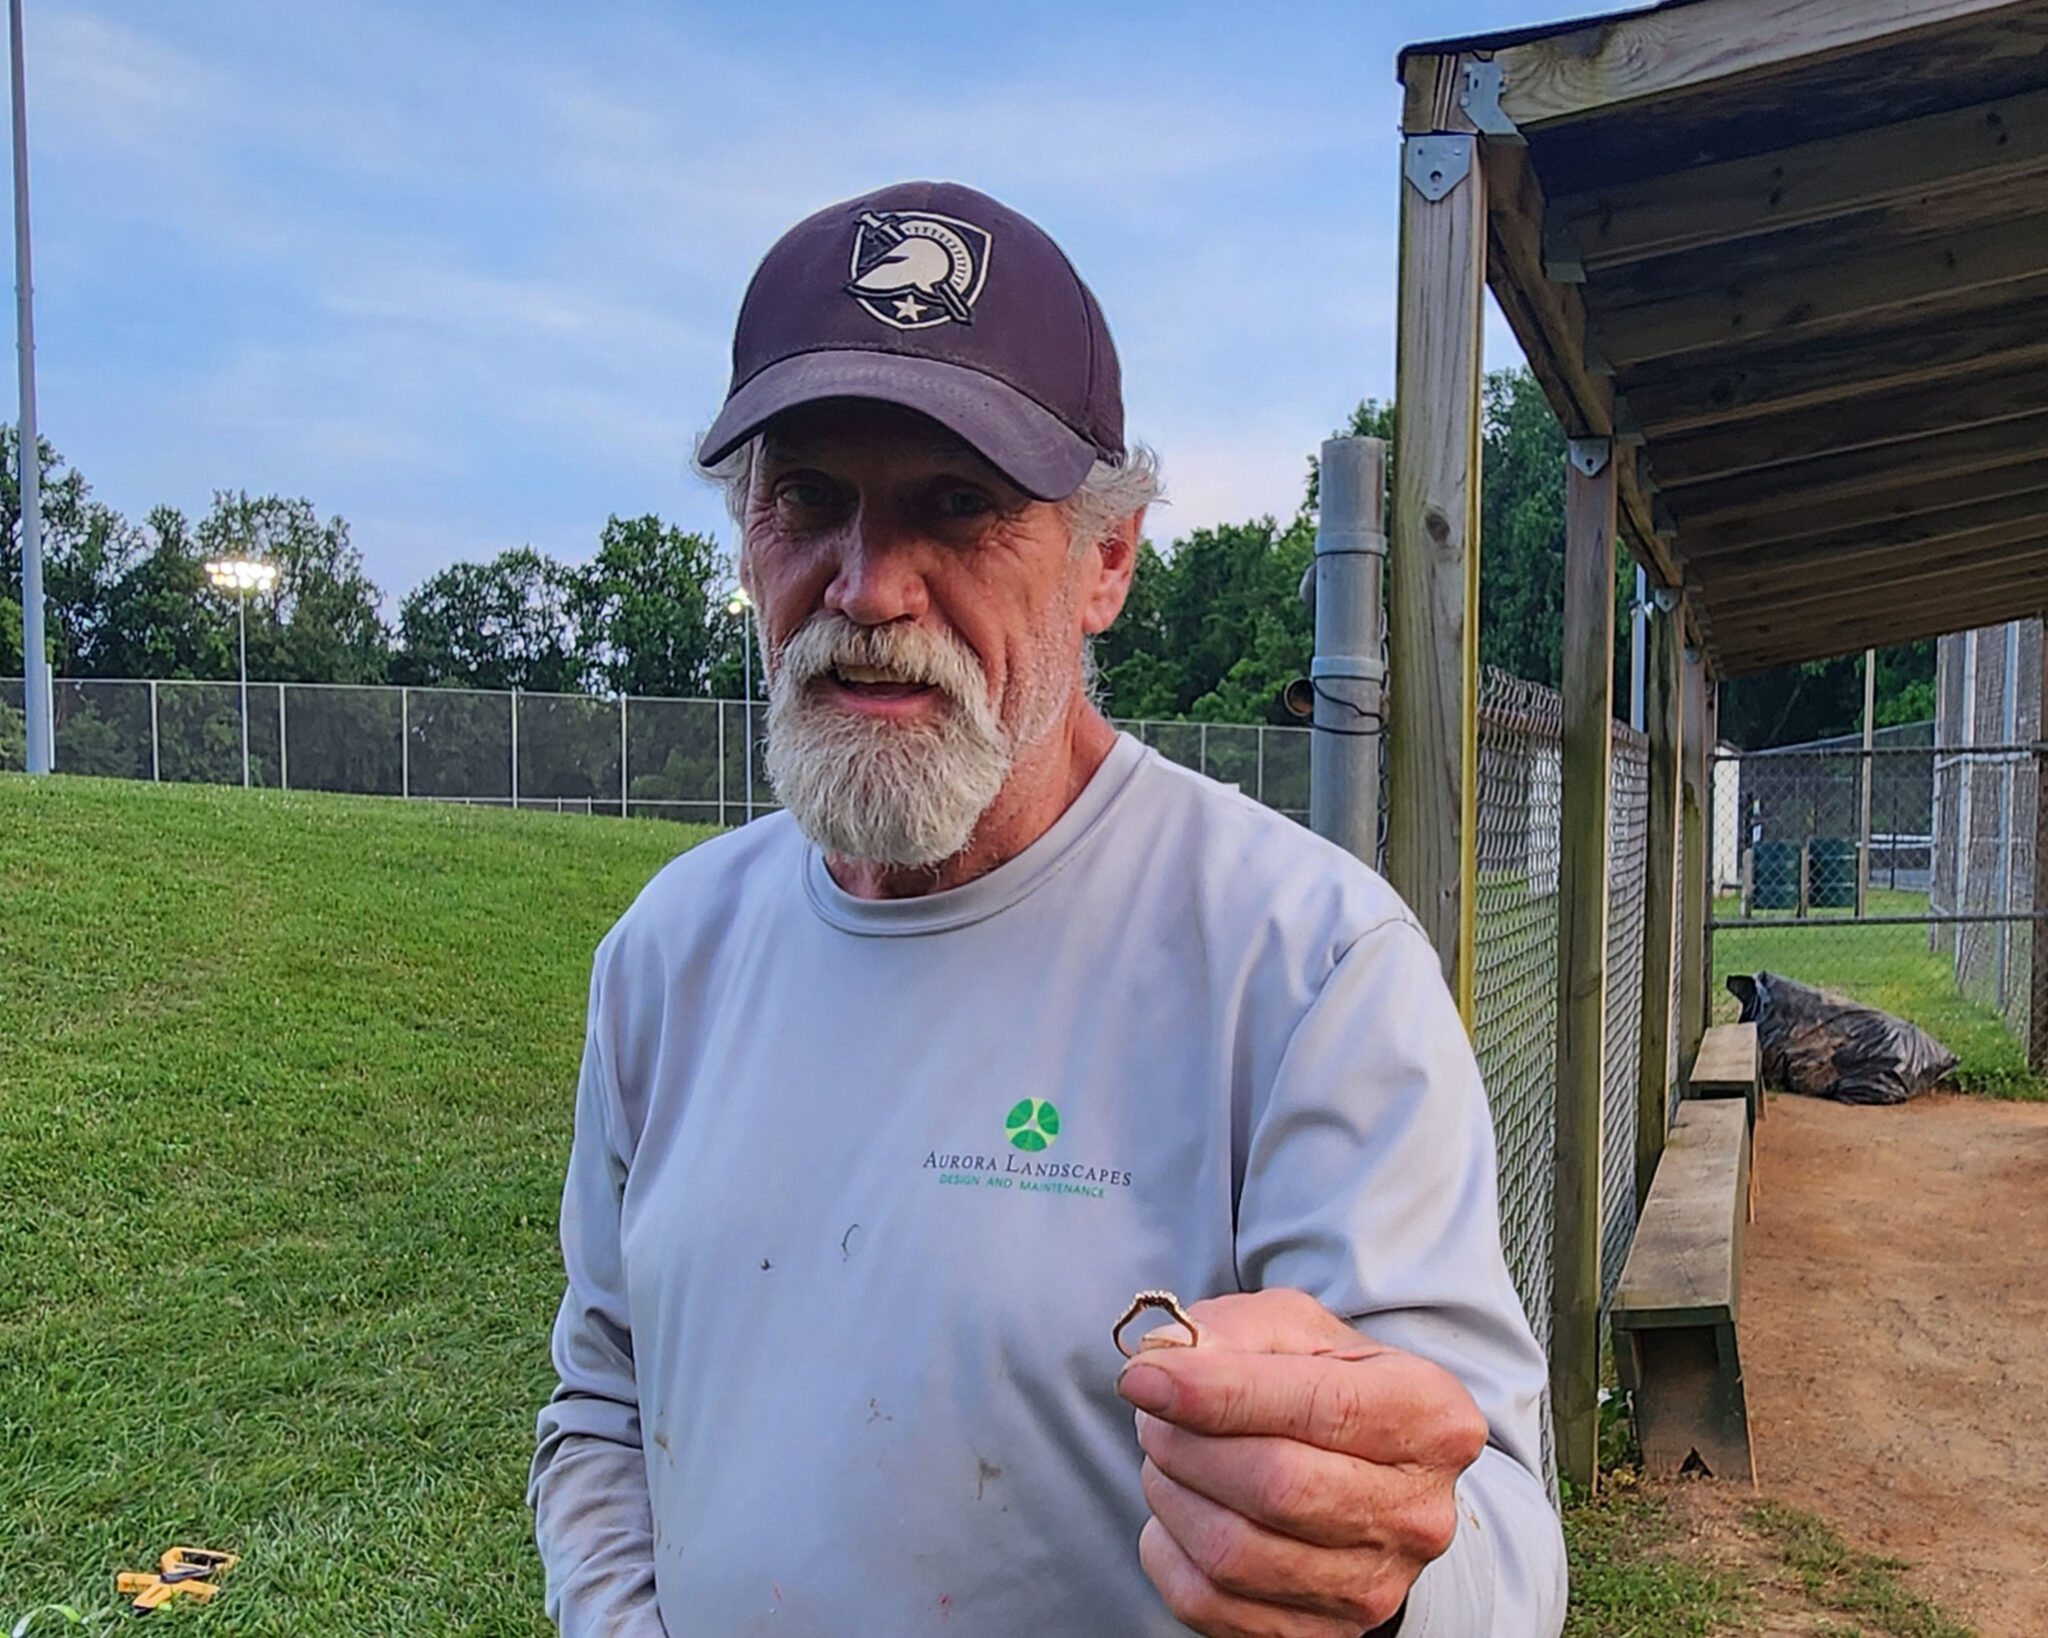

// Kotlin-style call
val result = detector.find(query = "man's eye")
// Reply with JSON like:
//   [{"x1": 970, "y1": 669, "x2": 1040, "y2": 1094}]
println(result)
[
  {"x1": 777, "y1": 480, "x2": 833, "y2": 509},
  {"x1": 936, "y1": 489, "x2": 993, "y2": 519}
]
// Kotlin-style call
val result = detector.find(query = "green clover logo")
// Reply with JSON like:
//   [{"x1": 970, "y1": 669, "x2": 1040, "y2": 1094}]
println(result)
[{"x1": 1005, "y1": 1098, "x2": 1060, "y2": 1152}]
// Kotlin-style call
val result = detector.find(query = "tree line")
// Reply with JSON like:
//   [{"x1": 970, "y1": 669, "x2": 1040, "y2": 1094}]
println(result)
[{"x1": 2, "y1": 371, "x2": 1932, "y2": 746}]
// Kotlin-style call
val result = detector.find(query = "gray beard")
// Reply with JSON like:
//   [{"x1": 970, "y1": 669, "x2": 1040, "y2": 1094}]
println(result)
[{"x1": 763, "y1": 615, "x2": 1021, "y2": 870}]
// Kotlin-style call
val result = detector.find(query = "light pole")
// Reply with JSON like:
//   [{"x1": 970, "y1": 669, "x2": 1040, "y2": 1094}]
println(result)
[
  {"x1": 11, "y1": 0, "x2": 51, "y2": 774},
  {"x1": 204, "y1": 556, "x2": 277, "y2": 788},
  {"x1": 727, "y1": 587, "x2": 755, "y2": 823}
]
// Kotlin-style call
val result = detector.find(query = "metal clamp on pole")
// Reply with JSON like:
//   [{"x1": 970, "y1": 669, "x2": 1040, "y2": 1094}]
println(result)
[{"x1": 1309, "y1": 437, "x2": 1389, "y2": 865}]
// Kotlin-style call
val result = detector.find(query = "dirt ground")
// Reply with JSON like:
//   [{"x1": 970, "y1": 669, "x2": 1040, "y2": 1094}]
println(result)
[{"x1": 1732, "y1": 1089, "x2": 2048, "y2": 1636}]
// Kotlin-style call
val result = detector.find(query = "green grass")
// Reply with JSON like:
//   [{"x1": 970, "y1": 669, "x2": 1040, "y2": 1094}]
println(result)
[
  {"x1": 1561, "y1": 1483, "x2": 1743, "y2": 1638},
  {"x1": 1748, "y1": 1502, "x2": 1974, "y2": 1638},
  {"x1": 1712, "y1": 889, "x2": 2044, "y2": 1100},
  {"x1": 0, "y1": 775, "x2": 705, "y2": 1632}
]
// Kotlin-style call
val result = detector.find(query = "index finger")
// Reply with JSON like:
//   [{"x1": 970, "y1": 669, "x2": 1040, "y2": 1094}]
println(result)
[{"x1": 1117, "y1": 1344, "x2": 1486, "y2": 1469}]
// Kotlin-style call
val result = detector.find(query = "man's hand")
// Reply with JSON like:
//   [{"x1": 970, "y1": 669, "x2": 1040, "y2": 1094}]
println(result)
[{"x1": 1116, "y1": 1288, "x2": 1489, "y2": 1638}]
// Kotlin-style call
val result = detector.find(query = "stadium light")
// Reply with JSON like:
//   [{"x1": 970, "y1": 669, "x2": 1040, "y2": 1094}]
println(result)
[
  {"x1": 727, "y1": 588, "x2": 755, "y2": 823},
  {"x1": 203, "y1": 557, "x2": 279, "y2": 789}
]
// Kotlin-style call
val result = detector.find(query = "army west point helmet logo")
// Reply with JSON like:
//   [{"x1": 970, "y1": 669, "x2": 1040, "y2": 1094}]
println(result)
[{"x1": 845, "y1": 208, "x2": 991, "y2": 329}]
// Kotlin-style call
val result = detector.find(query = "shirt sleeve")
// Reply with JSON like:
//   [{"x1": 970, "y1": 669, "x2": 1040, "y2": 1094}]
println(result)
[
  {"x1": 528, "y1": 996, "x2": 670, "y2": 1637},
  {"x1": 1235, "y1": 916, "x2": 1568, "y2": 1638}
]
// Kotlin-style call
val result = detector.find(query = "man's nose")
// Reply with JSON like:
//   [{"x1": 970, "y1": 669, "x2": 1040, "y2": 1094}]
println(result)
[{"x1": 823, "y1": 513, "x2": 931, "y2": 626}]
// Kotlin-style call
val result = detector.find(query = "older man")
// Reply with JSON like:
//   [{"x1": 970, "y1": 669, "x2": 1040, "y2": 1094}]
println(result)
[{"x1": 530, "y1": 181, "x2": 1566, "y2": 1637}]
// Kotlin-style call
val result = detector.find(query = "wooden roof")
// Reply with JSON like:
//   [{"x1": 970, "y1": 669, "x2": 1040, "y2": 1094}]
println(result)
[{"x1": 1400, "y1": 0, "x2": 2048, "y2": 676}]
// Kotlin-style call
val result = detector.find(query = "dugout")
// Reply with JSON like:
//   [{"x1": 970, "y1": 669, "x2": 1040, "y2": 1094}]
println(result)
[{"x1": 1388, "y1": 0, "x2": 2048, "y2": 1490}]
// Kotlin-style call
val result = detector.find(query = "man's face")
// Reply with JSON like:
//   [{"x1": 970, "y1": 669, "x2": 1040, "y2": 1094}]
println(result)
[{"x1": 742, "y1": 400, "x2": 1125, "y2": 868}]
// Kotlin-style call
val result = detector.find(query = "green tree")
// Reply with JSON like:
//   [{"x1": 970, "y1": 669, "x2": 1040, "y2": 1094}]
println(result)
[
  {"x1": 395, "y1": 547, "x2": 581, "y2": 692},
  {"x1": 82, "y1": 507, "x2": 235, "y2": 681},
  {"x1": 190, "y1": 492, "x2": 391, "y2": 684},
  {"x1": 571, "y1": 515, "x2": 733, "y2": 698}
]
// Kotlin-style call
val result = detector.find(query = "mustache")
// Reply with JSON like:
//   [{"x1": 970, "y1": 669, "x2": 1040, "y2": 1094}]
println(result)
[{"x1": 773, "y1": 614, "x2": 988, "y2": 706}]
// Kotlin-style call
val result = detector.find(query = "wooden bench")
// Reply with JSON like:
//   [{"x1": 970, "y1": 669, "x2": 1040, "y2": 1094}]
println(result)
[
  {"x1": 1689, "y1": 1021, "x2": 1762, "y2": 1127},
  {"x1": 1688, "y1": 1020, "x2": 1763, "y2": 1220},
  {"x1": 1610, "y1": 1098, "x2": 1756, "y2": 1482}
]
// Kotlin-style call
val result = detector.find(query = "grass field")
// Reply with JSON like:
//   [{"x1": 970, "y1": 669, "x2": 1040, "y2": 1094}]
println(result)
[
  {"x1": 1, "y1": 776, "x2": 703, "y2": 1631},
  {"x1": 1711, "y1": 888, "x2": 2044, "y2": 1099}
]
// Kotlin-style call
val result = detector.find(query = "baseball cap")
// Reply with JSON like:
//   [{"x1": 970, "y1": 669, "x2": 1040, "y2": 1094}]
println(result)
[{"x1": 698, "y1": 180, "x2": 1125, "y2": 501}]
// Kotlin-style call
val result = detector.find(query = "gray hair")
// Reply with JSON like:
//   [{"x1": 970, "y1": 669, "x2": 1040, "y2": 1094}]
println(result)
[{"x1": 695, "y1": 435, "x2": 1162, "y2": 558}]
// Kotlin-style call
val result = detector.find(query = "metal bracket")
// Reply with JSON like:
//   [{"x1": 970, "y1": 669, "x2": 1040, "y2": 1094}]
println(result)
[
  {"x1": 1568, "y1": 437, "x2": 1612, "y2": 478},
  {"x1": 1404, "y1": 134, "x2": 1473, "y2": 202},
  {"x1": 1459, "y1": 60, "x2": 1523, "y2": 142},
  {"x1": 1651, "y1": 585, "x2": 1681, "y2": 613}
]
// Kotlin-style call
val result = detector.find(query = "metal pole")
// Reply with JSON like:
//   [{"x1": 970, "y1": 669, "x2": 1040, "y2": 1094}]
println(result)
[
  {"x1": 147, "y1": 677, "x2": 158, "y2": 780},
  {"x1": 400, "y1": 685, "x2": 410, "y2": 799},
  {"x1": 509, "y1": 686, "x2": 519, "y2": 810},
  {"x1": 717, "y1": 697, "x2": 727, "y2": 827},
  {"x1": 1857, "y1": 647, "x2": 1875, "y2": 916},
  {"x1": 277, "y1": 679, "x2": 288, "y2": 789},
  {"x1": 10, "y1": 0, "x2": 47, "y2": 774},
  {"x1": 237, "y1": 590, "x2": 250, "y2": 788},
  {"x1": 619, "y1": 693, "x2": 628, "y2": 818},
  {"x1": 1999, "y1": 621, "x2": 2020, "y2": 1006},
  {"x1": 1307, "y1": 436, "x2": 1387, "y2": 864},
  {"x1": 1630, "y1": 566, "x2": 1647, "y2": 733},
  {"x1": 743, "y1": 605, "x2": 755, "y2": 824}
]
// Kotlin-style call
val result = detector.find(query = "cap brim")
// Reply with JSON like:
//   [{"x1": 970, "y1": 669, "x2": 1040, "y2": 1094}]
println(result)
[{"x1": 698, "y1": 351, "x2": 1098, "y2": 502}]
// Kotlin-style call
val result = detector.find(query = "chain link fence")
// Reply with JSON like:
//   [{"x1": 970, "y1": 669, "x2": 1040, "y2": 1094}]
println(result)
[
  {"x1": 1707, "y1": 617, "x2": 2043, "y2": 1081},
  {"x1": 0, "y1": 676, "x2": 1311, "y2": 827}
]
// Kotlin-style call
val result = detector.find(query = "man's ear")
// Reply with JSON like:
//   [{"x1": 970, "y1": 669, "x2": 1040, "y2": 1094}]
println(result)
[{"x1": 1079, "y1": 507, "x2": 1145, "y2": 636}]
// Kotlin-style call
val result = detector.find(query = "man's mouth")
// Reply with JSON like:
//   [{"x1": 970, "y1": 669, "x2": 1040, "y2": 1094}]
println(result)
[{"x1": 826, "y1": 663, "x2": 940, "y2": 703}]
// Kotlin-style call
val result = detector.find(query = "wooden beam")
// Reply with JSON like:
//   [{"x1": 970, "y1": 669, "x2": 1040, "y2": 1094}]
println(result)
[
  {"x1": 1648, "y1": 358, "x2": 2048, "y2": 489},
  {"x1": 1621, "y1": 281, "x2": 2048, "y2": 439},
  {"x1": 1677, "y1": 450, "x2": 2048, "y2": 557},
  {"x1": 1664, "y1": 408, "x2": 2048, "y2": 523},
  {"x1": 1690, "y1": 495, "x2": 2048, "y2": 587},
  {"x1": 1389, "y1": 65, "x2": 1484, "y2": 1017},
  {"x1": 1552, "y1": 437, "x2": 1617, "y2": 1496},
  {"x1": 1637, "y1": 603, "x2": 1681, "y2": 1212},
  {"x1": 1678, "y1": 645, "x2": 1709, "y2": 1075},
  {"x1": 1553, "y1": 83, "x2": 2048, "y2": 271},
  {"x1": 1710, "y1": 569, "x2": 2048, "y2": 670},
  {"x1": 1589, "y1": 209, "x2": 2048, "y2": 366},
  {"x1": 1490, "y1": 0, "x2": 2033, "y2": 129},
  {"x1": 1481, "y1": 139, "x2": 1684, "y2": 588}
]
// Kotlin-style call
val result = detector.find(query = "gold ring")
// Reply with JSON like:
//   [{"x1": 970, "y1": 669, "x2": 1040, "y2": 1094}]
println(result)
[{"x1": 1113, "y1": 1289, "x2": 1199, "y2": 1359}]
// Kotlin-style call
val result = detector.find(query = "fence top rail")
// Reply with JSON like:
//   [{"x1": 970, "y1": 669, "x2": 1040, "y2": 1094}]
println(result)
[{"x1": 1719, "y1": 741, "x2": 2048, "y2": 761}]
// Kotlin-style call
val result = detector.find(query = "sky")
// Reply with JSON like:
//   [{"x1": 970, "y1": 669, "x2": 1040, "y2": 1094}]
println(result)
[{"x1": 23, "y1": 0, "x2": 1597, "y2": 609}]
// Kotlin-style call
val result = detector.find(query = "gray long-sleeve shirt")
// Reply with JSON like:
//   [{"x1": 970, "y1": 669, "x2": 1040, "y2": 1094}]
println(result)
[{"x1": 530, "y1": 733, "x2": 1567, "y2": 1635}]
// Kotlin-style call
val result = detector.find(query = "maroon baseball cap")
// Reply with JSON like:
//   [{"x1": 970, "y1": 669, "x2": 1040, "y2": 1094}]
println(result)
[{"x1": 698, "y1": 180, "x2": 1125, "y2": 501}]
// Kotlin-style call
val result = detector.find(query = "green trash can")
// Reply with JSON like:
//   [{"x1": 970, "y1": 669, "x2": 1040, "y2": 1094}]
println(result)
[
  {"x1": 1808, "y1": 837, "x2": 1859, "y2": 909},
  {"x1": 1751, "y1": 841, "x2": 1800, "y2": 910}
]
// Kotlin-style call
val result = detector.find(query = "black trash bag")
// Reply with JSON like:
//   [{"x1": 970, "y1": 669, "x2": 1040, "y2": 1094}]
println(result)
[{"x1": 1725, "y1": 971, "x2": 1958, "y2": 1106}]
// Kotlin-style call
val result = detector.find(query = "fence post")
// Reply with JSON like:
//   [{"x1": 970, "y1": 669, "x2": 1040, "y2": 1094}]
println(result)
[
  {"x1": 1388, "y1": 62, "x2": 1484, "y2": 1018},
  {"x1": 2032, "y1": 615, "x2": 2047, "y2": 1072},
  {"x1": 401, "y1": 686, "x2": 411, "y2": 800},
  {"x1": 278, "y1": 680, "x2": 289, "y2": 791},
  {"x1": 620, "y1": 695, "x2": 629, "y2": 818},
  {"x1": 1310, "y1": 436, "x2": 1388, "y2": 865},
  {"x1": 1857, "y1": 649, "x2": 1875, "y2": 916},
  {"x1": 1255, "y1": 725, "x2": 1266, "y2": 805},
  {"x1": 718, "y1": 699, "x2": 728, "y2": 828},
  {"x1": 1551, "y1": 437, "x2": 1615, "y2": 1496},
  {"x1": 1636, "y1": 600, "x2": 1680, "y2": 1208},
  {"x1": 148, "y1": 679, "x2": 160, "y2": 781},
  {"x1": 510, "y1": 687, "x2": 520, "y2": 810}
]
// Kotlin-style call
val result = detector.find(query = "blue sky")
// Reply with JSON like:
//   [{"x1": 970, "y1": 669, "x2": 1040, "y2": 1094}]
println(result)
[{"x1": 25, "y1": 0, "x2": 1594, "y2": 608}]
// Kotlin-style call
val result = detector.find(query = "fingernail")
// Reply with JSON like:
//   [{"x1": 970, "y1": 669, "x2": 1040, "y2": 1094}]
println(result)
[{"x1": 1118, "y1": 1362, "x2": 1173, "y2": 1414}]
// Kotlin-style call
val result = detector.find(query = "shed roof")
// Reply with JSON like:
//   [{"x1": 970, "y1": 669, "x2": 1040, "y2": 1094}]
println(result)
[{"x1": 1401, "y1": 0, "x2": 2048, "y2": 676}]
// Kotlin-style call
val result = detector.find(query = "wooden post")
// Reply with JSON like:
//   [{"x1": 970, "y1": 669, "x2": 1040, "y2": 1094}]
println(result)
[
  {"x1": 1702, "y1": 678, "x2": 1721, "y2": 1032},
  {"x1": 1387, "y1": 60, "x2": 1485, "y2": 1021},
  {"x1": 1636, "y1": 599, "x2": 1681, "y2": 1209},
  {"x1": 1551, "y1": 438, "x2": 1617, "y2": 1496},
  {"x1": 1678, "y1": 643, "x2": 1709, "y2": 1075}
]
